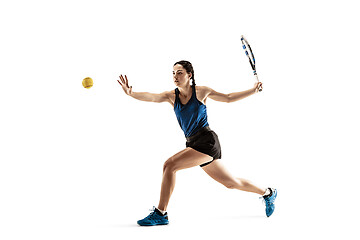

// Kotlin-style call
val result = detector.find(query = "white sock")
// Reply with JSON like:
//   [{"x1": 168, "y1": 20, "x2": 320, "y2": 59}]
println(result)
[
  {"x1": 157, "y1": 208, "x2": 166, "y2": 215},
  {"x1": 263, "y1": 188, "x2": 271, "y2": 196}
]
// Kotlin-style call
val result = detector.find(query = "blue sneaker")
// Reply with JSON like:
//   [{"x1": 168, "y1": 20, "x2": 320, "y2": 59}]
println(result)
[
  {"x1": 137, "y1": 207, "x2": 169, "y2": 226},
  {"x1": 262, "y1": 188, "x2": 277, "y2": 217}
]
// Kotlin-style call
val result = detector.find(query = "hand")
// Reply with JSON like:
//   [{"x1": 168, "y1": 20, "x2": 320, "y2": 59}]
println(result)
[
  {"x1": 117, "y1": 75, "x2": 133, "y2": 95},
  {"x1": 254, "y1": 81, "x2": 263, "y2": 93}
]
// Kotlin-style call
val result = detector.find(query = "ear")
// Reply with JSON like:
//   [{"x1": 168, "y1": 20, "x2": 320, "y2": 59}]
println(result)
[{"x1": 189, "y1": 72, "x2": 192, "y2": 79}]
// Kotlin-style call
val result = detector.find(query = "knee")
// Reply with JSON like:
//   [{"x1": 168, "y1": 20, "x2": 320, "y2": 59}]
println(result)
[
  {"x1": 163, "y1": 157, "x2": 177, "y2": 173},
  {"x1": 224, "y1": 182, "x2": 237, "y2": 189},
  {"x1": 223, "y1": 179, "x2": 238, "y2": 189},
  {"x1": 225, "y1": 178, "x2": 250, "y2": 190},
  {"x1": 238, "y1": 178, "x2": 250, "y2": 189},
  {"x1": 224, "y1": 179, "x2": 245, "y2": 189}
]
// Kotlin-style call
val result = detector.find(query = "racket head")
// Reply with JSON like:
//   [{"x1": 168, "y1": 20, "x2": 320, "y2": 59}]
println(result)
[{"x1": 241, "y1": 35, "x2": 256, "y2": 73}]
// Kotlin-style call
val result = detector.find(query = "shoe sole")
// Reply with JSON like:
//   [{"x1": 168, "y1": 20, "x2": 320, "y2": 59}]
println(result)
[{"x1": 138, "y1": 222, "x2": 169, "y2": 226}]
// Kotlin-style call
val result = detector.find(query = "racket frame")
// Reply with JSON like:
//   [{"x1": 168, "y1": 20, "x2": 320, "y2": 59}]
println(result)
[{"x1": 241, "y1": 35, "x2": 262, "y2": 92}]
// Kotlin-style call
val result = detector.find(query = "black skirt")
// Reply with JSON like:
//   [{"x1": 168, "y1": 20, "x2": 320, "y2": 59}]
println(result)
[{"x1": 186, "y1": 127, "x2": 222, "y2": 167}]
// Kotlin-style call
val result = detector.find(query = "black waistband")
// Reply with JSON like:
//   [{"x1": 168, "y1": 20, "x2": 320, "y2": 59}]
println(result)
[{"x1": 186, "y1": 126, "x2": 211, "y2": 142}]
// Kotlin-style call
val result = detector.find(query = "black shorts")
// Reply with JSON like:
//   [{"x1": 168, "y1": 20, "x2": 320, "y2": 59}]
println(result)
[{"x1": 186, "y1": 127, "x2": 222, "y2": 167}]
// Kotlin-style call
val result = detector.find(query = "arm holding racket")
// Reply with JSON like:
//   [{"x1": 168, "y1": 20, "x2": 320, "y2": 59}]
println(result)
[
  {"x1": 227, "y1": 84, "x2": 260, "y2": 102},
  {"x1": 205, "y1": 83, "x2": 262, "y2": 103}
]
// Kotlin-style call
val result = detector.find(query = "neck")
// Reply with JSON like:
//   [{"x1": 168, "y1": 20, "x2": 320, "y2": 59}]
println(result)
[{"x1": 178, "y1": 84, "x2": 192, "y2": 97}]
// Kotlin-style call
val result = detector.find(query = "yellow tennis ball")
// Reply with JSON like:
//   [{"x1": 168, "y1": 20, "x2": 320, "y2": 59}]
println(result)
[{"x1": 82, "y1": 77, "x2": 93, "y2": 89}]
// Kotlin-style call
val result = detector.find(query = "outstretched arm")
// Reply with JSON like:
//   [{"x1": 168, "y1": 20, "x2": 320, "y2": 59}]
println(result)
[
  {"x1": 117, "y1": 75, "x2": 171, "y2": 103},
  {"x1": 206, "y1": 82, "x2": 262, "y2": 103}
]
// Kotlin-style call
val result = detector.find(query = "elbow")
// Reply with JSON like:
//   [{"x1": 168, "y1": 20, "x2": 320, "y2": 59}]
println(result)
[{"x1": 227, "y1": 94, "x2": 232, "y2": 103}]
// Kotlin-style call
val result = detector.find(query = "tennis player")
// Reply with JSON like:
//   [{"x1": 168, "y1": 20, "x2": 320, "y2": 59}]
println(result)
[{"x1": 117, "y1": 60, "x2": 277, "y2": 226}]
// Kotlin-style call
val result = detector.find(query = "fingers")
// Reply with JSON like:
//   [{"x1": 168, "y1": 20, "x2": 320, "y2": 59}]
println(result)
[
  {"x1": 119, "y1": 75, "x2": 126, "y2": 87},
  {"x1": 118, "y1": 74, "x2": 129, "y2": 87},
  {"x1": 125, "y1": 75, "x2": 129, "y2": 87},
  {"x1": 254, "y1": 82, "x2": 262, "y2": 93},
  {"x1": 120, "y1": 75, "x2": 125, "y2": 85}
]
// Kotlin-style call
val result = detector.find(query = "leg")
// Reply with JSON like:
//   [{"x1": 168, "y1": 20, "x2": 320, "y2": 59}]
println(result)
[
  {"x1": 157, "y1": 147, "x2": 213, "y2": 211},
  {"x1": 202, "y1": 159, "x2": 266, "y2": 195}
]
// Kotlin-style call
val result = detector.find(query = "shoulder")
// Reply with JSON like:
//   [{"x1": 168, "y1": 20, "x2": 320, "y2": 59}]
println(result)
[
  {"x1": 195, "y1": 86, "x2": 213, "y2": 95},
  {"x1": 194, "y1": 86, "x2": 214, "y2": 105},
  {"x1": 159, "y1": 90, "x2": 175, "y2": 96},
  {"x1": 162, "y1": 90, "x2": 176, "y2": 106},
  {"x1": 165, "y1": 89, "x2": 175, "y2": 97}
]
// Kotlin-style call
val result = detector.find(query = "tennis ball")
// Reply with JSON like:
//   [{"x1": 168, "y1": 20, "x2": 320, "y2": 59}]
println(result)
[{"x1": 82, "y1": 77, "x2": 93, "y2": 89}]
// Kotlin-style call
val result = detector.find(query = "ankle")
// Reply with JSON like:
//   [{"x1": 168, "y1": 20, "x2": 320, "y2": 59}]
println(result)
[
  {"x1": 156, "y1": 207, "x2": 167, "y2": 215},
  {"x1": 263, "y1": 188, "x2": 272, "y2": 197}
]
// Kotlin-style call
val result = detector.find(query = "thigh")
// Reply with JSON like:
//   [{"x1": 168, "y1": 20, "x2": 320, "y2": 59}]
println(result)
[
  {"x1": 166, "y1": 147, "x2": 213, "y2": 171},
  {"x1": 201, "y1": 159, "x2": 236, "y2": 184}
]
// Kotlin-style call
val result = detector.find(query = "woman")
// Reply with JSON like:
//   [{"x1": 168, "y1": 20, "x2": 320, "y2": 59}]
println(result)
[{"x1": 117, "y1": 60, "x2": 277, "y2": 226}]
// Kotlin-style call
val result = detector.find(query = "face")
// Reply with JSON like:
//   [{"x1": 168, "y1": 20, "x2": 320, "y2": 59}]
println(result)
[{"x1": 173, "y1": 64, "x2": 192, "y2": 86}]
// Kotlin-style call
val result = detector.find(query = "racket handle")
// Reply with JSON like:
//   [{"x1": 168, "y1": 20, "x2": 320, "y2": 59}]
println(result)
[{"x1": 254, "y1": 74, "x2": 263, "y2": 92}]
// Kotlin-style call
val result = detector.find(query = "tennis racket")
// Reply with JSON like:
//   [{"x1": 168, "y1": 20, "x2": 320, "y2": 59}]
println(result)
[{"x1": 241, "y1": 35, "x2": 262, "y2": 92}]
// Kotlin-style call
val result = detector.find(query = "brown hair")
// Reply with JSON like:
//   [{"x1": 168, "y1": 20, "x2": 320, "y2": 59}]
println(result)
[{"x1": 174, "y1": 60, "x2": 196, "y2": 86}]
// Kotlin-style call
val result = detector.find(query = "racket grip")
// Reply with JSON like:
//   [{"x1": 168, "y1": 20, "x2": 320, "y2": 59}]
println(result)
[{"x1": 254, "y1": 74, "x2": 262, "y2": 92}]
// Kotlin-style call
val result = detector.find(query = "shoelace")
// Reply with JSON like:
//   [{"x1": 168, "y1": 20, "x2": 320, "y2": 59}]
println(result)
[
  {"x1": 259, "y1": 196, "x2": 266, "y2": 205},
  {"x1": 149, "y1": 206, "x2": 156, "y2": 212},
  {"x1": 259, "y1": 197, "x2": 274, "y2": 205},
  {"x1": 260, "y1": 195, "x2": 274, "y2": 205},
  {"x1": 146, "y1": 206, "x2": 160, "y2": 220}
]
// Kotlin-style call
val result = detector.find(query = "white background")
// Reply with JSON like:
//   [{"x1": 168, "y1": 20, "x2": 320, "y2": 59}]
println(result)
[{"x1": 1, "y1": 0, "x2": 359, "y2": 239}]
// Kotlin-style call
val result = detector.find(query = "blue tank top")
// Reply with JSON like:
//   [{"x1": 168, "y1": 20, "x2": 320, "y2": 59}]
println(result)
[{"x1": 174, "y1": 85, "x2": 209, "y2": 137}]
